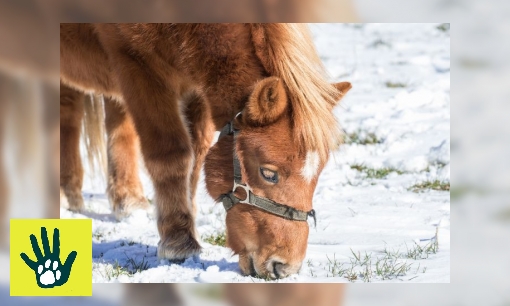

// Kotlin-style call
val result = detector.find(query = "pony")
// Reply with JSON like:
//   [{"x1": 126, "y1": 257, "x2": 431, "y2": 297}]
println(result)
[{"x1": 60, "y1": 23, "x2": 351, "y2": 279}]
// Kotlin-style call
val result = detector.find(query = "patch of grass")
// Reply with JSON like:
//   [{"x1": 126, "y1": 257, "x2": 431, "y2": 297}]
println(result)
[
  {"x1": 92, "y1": 231, "x2": 104, "y2": 241},
  {"x1": 322, "y1": 248, "x2": 413, "y2": 282},
  {"x1": 325, "y1": 254, "x2": 348, "y2": 277},
  {"x1": 404, "y1": 239, "x2": 439, "y2": 260},
  {"x1": 322, "y1": 231, "x2": 440, "y2": 282},
  {"x1": 410, "y1": 180, "x2": 450, "y2": 192},
  {"x1": 344, "y1": 267, "x2": 358, "y2": 282},
  {"x1": 385, "y1": 81, "x2": 407, "y2": 88},
  {"x1": 96, "y1": 261, "x2": 132, "y2": 281},
  {"x1": 125, "y1": 254, "x2": 151, "y2": 273},
  {"x1": 374, "y1": 256, "x2": 412, "y2": 281},
  {"x1": 350, "y1": 164, "x2": 404, "y2": 179},
  {"x1": 436, "y1": 23, "x2": 450, "y2": 32},
  {"x1": 345, "y1": 131, "x2": 383, "y2": 145},
  {"x1": 203, "y1": 232, "x2": 227, "y2": 247},
  {"x1": 306, "y1": 259, "x2": 318, "y2": 278},
  {"x1": 430, "y1": 161, "x2": 448, "y2": 169}
]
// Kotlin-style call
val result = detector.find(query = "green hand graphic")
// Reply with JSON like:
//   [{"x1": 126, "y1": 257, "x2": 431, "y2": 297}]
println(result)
[{"x1": 20, "y1": 227, "x2": 77, "y2": 288}]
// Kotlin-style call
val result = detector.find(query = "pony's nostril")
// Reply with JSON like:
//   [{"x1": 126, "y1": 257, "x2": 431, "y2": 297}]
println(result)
[
  {"x1": 272, "y1": 261, "x2": 286, "y2": 279},
  {"x1": 248, "y1": 255, "x2": 257, "y2": 277}
]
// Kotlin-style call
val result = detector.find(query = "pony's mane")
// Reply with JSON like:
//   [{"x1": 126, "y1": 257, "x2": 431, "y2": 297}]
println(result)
[{"x1": 250, "y1": 23, "x2": 343, "y2": 162}]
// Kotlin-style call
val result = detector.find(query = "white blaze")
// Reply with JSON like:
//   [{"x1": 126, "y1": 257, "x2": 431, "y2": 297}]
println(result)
[{"x1": 301, "y1": 151, "x2": 320, "y2": 182}]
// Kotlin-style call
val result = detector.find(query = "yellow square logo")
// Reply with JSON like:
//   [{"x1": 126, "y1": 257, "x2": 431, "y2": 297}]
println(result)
[{"x1": 10, "y1": 219, "x2": 92, "y2": 296}]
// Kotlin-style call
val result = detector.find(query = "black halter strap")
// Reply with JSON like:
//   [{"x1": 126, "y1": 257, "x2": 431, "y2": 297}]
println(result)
[{"x1": 218, "y1": 114, "x2": 317, "y2": 227}]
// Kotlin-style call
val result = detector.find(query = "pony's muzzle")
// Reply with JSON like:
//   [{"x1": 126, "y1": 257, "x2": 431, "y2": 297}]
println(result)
[{"x1": 267, "y1": 258, "x2": 300, "y2": 279}]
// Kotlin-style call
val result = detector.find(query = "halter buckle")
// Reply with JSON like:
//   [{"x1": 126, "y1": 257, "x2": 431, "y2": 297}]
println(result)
[{"x1": 232, "y1": 182, "x2": 252, "y2": 204}]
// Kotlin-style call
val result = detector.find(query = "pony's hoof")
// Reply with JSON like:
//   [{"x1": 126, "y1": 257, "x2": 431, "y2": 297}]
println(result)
[
  {"x1": 61, "y1": 189, "x2": 84, "y2": 213},
  {"x1": 67, "y1": 205, "x2": 83, "y2": 214},
  {"x1": 157, "y1": 233, "x2": 202, "y2": 261},
  {"x1": 112, "y1": 196, "x2": 151, "y2": 221}
]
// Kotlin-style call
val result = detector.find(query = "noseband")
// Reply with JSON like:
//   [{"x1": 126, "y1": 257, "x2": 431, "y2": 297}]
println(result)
[{"x1": 218, "y1": 113, "x2": 317, "y2": 227}]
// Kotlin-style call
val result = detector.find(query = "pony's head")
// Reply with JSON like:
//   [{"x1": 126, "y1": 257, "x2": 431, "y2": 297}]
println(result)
[{"x1": 204, "y1": 77, "x2": 351, "y2": 279}]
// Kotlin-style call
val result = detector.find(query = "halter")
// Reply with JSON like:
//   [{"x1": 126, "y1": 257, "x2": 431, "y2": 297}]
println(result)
[{"x1": 218, "y1": 113, "x2": 317, "y2": 227}]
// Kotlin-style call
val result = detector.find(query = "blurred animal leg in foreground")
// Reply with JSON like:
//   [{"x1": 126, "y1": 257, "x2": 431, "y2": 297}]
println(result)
[
  {"x1": 0, "y1": 75, "x2": 8, "y2": 246},
  {"x1": 43, "y1": 82, "x2": 60, "y2": 218},
  {"x1": 122, "y1": 284, "x2": 183, "y2": 306},
  {"x1": 224, "y1": 283, "x2": 345, "y2": 306}
]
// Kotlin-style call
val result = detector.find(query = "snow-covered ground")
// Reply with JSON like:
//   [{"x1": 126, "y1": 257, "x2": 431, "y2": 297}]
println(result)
[{"x1": 61, "y1": 23, "x2": 450, "y2": 283}]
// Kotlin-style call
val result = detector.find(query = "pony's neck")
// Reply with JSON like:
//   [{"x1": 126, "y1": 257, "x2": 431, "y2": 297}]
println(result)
[
  {"x1": 204, "y1": 68, "x2": 266, "y2": 132},
  {"x1": 215, "y1": 93, "x2": 252, "y2": 128},
  {"x1": 186, "y1": 24, "x2": 267, "y2": 131}
]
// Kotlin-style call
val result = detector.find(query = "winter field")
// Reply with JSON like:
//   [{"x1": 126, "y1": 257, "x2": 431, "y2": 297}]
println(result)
[{"x1": 61, "y1": 23, "x2": 450, "y2": 283}]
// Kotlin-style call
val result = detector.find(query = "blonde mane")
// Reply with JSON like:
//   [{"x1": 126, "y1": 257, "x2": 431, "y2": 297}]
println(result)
[{"x1": 250, "y1": 23, "x2": 343, "y2": 161}]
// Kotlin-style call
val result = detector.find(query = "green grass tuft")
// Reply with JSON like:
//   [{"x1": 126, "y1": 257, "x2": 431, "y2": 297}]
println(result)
[
  {"x1": 203, "y1": 232, "x2": 227, "y2": 247},
  {"x1": 321, "y1": 228, "x2": 440, "y2": 282},
  {"x1": 404, "y1": 240, "x2": 439, "y2": 260},
  {"x1": 345, "y1": 131, "x2": 382, "y2": 145},
  {"x1": 410, "y1": 180, "x2": 450, "y2": 192},
  {"x1": 385, "y1": 81, "x2": 407, "y2": 88},
  {"x1": 124, "y1": 253, "x2": 151, "y2": 274},
  {"x1": 96, "y1": 261, "x2": 132, "y2": 281},
  {"x1": 350, "y1": 164, "x2": 404, "y2": 179}
]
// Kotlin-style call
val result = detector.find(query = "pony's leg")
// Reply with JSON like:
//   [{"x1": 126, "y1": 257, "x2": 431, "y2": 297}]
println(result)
[
  {"x1": 104, "y1": 98, "x2": 149, "y2": 220},
  {"x1": 183, "y1": 93, "x2": 214, "y2": 220},
  {"x1": 127, "y1": 93, "x2": 199, "y2": 260},
  {"x1": 112, "y1": 76, "x2": 200, "y2": 261},
  {"x1": 60, "y1": 83, "x2": 85, "y2": 212},
  {"x1": 94, "y1": 24, "x2": 200, "y2": 260}
]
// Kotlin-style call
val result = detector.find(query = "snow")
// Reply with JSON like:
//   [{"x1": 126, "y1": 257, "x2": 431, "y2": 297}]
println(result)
[{"x1": 61, "y1": 23, "x2": 450, "y2": 283}]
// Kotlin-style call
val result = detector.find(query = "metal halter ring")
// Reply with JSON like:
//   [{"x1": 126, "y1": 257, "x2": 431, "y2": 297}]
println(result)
[{"x1": 232, "y1": 182, "x2": 252, "y2": 204}]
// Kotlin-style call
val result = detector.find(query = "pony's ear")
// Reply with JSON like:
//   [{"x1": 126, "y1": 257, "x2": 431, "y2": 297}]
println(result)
[
  {"x1": 245, "y1": 77, "x2": 288, "y2": 126},
  {"x1": 331, "y1": 81, "x2": 352, "y2": 105}
]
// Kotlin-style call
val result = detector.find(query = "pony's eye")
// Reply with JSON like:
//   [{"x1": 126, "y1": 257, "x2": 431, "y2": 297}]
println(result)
[{"x1": 260, "y1": 167, "x2": 278, "y2": 183}]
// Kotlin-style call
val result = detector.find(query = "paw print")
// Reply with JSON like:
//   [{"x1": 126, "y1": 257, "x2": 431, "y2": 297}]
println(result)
[
  {"x1": 37, "y1": 259, "x2": 62, "y2": 286},
  {"x1": 20, "y1": 227, "x2": 77, "y2": 288}
]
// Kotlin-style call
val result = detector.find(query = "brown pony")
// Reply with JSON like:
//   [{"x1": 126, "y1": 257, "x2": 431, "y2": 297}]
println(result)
[{"x1": 60, "y1": 24, "x2": 351, "y2": 279}]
